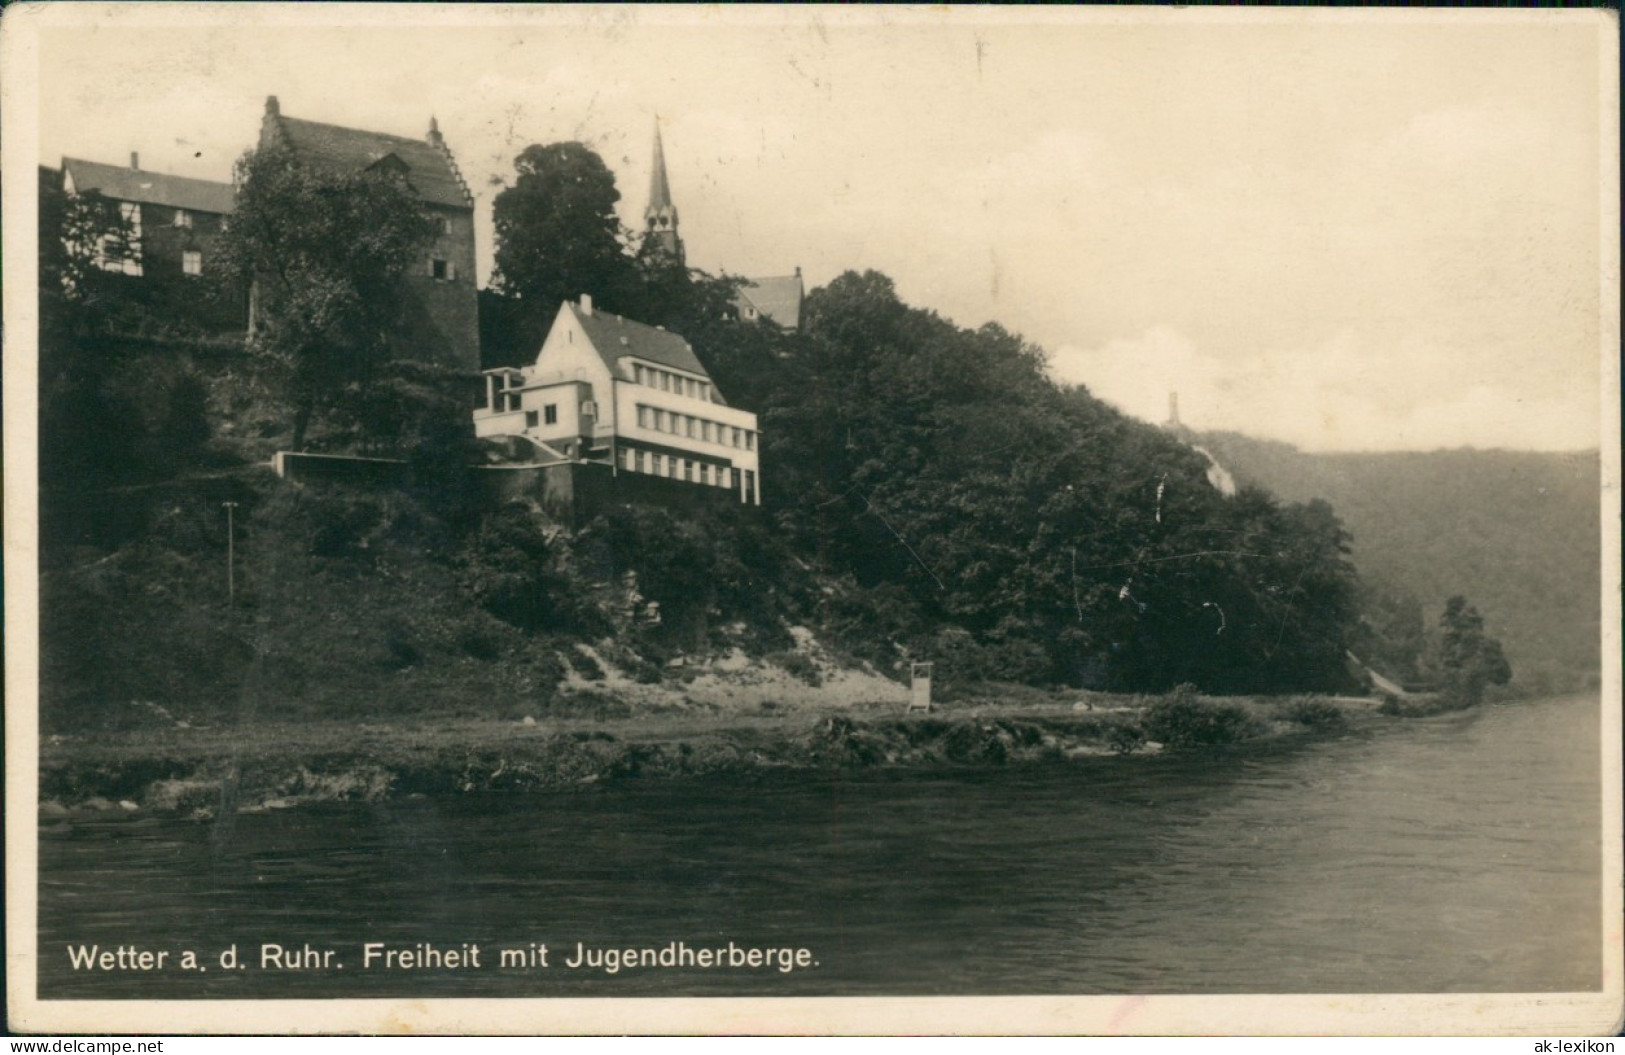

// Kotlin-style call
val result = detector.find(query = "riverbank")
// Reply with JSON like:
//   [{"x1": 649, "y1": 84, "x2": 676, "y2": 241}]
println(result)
[{"x1": 37, "y1": 686, "x2": 1394, "y2": 817}]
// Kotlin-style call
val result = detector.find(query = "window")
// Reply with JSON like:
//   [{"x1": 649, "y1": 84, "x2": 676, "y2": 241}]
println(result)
[
  {"x1": 620, "y1": 446, "x2": 634, "y2": 470},
  {"x1": 719, "y1": 467, "x2": 732, "y2": 490},
  {"x1": 97, "y1": 202, "x2": 143, "y2": 275},
  {"x1": 684, "y1": 460, "x2": 695, "y2": 482},
  {"x1": 182, "y1": 250, "x2": 202, "y2": 276},
  {"x1": 544, "y1": 405, "x2": 558, "y2": 425},
  {"x1": 525, "y1": 410, "x2": 539, "y2": 428},
  {"x1": 700, "y1": 384, "x2": 711, "y2": 402},
  {"x1": 701, "y1": 421, "x2": 712, "y2": 443},
  {"x1": 652, "y1": 409, "x2": 664, "y2": 432},
  {"x1": 174, "y1": 209, "x2": 192, "y2": 229},
  {"x1": 746, "y1": 431, "x2": 756, "y2": 451},
  {"x1": 685, "y1": 416, "x2": 696, "y2": 438},
  {"x1": 660, "y1": 372, "x2": 672, "y2": 392},
  {"x1": 652, "y1": 454, "x2": 665, "y2": 476},
  {"x1": 437, "y1": 216, "x2": 452, "y2": 235},
  {"x1": 731, "y1": 427, "x2": 742, "y2": 448},
  {"x1": 637, "y1": 449, "x2": 649, "y2": 473},
  {"x1": 744, "y1": 470, "x2": 757, "y2": 504},
  {"x1": 430, "y1": 258, "x2": 449, "y2": 280},
  {"x1": 700, "y1": 463, "x2": 711, "y2": 486},
  {"x1": 634, "y1": 364, "x2": 647, "y2": 386},
  {"x1": 637, "y1": 405, "x2": 650, "y2": 429}
]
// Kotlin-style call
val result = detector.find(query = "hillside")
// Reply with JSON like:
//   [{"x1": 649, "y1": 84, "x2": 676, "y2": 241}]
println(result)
[{"x1": 1191, "y1": 431, "x2": 1602, "y2": 694}]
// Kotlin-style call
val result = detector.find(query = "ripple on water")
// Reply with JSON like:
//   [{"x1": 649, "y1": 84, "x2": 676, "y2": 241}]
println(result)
[{"x1": 37, "y1": 694, "x2": 1603, "y2": 997}]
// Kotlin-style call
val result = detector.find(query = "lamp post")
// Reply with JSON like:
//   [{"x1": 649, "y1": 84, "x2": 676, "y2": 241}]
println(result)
[{"x1": 223, "y1": 501, "x2": 239, "y2": 606}]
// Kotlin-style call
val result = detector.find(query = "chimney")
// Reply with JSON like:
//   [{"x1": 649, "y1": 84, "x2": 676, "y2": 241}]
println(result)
[
  {"x1": 129, "y1": 152, "x2": 139, "y2": 170},
  {"x1": 579, "y1": 293, "x2": 593, "y2": 317},
  {"x1": 265, "y1": 95, "x2": 280, "y2": 117},
  {"x1": 794, "y1": 265, "x2": 801, "y2": 278},
  {"x1": 427, "y1": 116, "x2": 443, "y2": 148}
]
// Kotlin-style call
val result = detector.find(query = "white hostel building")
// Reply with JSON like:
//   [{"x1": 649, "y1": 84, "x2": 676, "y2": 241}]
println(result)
[{"x1": 474, "y1": 296, "x2": 761, "y2": 506}]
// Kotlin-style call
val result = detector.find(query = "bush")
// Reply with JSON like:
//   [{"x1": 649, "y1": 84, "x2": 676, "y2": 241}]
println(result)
[
  {"x1": 1281, "y1": 697, "x2": 1349, "y2": 733},
  {"x1": 1143, "y1": 691, "x2": 1262, "y2": 749},
  {"x1": 767, "y1": 650, "x2": 822, "y2": 687},
  {"x1": 457, "y1": 622, "x2": 504, "y2": 660},
  {"x1": 1108, "y1": 723, "x2": 1146, "y2": 755},
  {"x1": 565, "y1": 647, "x2": 605, "y2": 681}
]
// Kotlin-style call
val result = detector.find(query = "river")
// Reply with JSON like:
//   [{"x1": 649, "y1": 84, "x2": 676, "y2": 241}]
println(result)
[{"x1": 37, "y1": 693, "x2": 1603, "y2": 998}]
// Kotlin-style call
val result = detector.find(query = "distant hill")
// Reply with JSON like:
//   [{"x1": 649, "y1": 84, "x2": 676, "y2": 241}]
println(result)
[{"x1": 1191, "y1": 431, "x2": 1603, "y2": 694}]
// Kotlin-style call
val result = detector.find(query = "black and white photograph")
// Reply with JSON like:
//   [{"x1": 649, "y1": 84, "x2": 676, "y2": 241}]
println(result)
[{"x1": 4, "y1": 4, "x2": 1620, "y2": 1036}]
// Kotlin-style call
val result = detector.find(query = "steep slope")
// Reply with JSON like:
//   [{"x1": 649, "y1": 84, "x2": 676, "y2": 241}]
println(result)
[{"x1": 1192, "y1": 432, "x2": 1602, "y2": 693}]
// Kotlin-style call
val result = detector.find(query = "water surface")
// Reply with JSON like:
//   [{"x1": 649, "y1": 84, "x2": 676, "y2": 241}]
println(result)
[{"x1": 39, "y1": 693, "x2": 1603, "y2": 997}]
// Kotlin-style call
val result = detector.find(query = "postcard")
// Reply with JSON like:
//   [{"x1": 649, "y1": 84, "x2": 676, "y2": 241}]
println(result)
[{"x1": 4, "y1": 3, "x2": 1620, "y2": 1037}]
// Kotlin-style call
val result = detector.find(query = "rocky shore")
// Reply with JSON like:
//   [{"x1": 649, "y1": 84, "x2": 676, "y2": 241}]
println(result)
[{"x1": 37, "y1": 688, "x2": 1388, "y2": 818}]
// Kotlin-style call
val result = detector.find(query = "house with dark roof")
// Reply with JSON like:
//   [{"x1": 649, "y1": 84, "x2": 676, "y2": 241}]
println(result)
[
  {"x1": 733, "y1": 269, "x2": 804, "y2": 330},
  {"x1": 474, "y1": 295, "x2": 761, "y2": 506},
  {"x1": 256, "y1": 96, "x2": 480, "y2": 372},
  {"x1": 59, "y1": 153, "x2": 246, "y2": 331}
]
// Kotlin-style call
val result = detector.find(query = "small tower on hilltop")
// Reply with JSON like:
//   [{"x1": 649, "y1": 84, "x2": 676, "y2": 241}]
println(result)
[
  {"x1": 1164, "y1": 391, "x2": 1182, "y2": 431},
  {"x1": 643, "y1": 119, "x2": 684, "y2": 267}
]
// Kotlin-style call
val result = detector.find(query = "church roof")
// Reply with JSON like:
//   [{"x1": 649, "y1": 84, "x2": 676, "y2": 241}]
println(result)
[
  {"x1": 568, "y1": 301, "x2": 715, "y2": 384},
  {"x1": 735, "y1": 273, "x2": 804, "y2": 330},
  {"x1": 263, "y1": 108, "x2": 472, "y2": 209},
  {"x1": 61, "y1": 157, "x2": 236, "y2": 215}
]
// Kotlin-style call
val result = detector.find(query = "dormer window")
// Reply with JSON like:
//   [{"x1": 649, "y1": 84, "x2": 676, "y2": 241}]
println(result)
[{"x1": 174, "y1": 209, "x2": 192, "y2": 229}]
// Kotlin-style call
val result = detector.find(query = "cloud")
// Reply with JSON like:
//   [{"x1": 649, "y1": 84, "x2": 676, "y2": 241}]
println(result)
[{"x1": 1050, "y1": 326, "x2": 1603, "y2": 452}]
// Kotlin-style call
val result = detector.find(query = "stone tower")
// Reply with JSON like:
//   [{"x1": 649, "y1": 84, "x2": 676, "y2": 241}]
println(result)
[{"x1": 643, "y1": 119, "x2": 684, "y2": 266}]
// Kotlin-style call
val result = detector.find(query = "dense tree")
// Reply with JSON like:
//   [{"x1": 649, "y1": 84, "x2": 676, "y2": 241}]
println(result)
[
  {"x1": 213, "y1": 144, "x2": 438, "y2": 450},
  {"x1": 741, "y1": 269, "x2": 1363, "y2": 692},
  {"x1": 1431, "y1": 595, "x2": 1512, "y2": 706},
  {"x1": 1350, "y1": 575, "x2": 1428, "y2": 684},
  {"x1": 491, "y1": 143, "x2": 639, "y2": 325},
  {"x1": 38, "y1": 171, "x2": 218, "y2": 494}
]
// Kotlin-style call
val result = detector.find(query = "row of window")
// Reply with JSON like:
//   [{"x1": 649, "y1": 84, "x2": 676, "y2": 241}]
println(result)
[
  {"x1": 618, "y1": 447, "x2": 756, "y2": 500},
  {"x1": 95, "y1": 240, "x2": 203, "y2": 277},
  {"x1": 632, "y1": 363, "x2": 712, "y2": 403},
  {"x1": 619, "y1": 446, "x2": 731, "y2": 487},
  {"x1": 634, "y1": 404, "x2": 755, "y2": 450},
  {"x1": 115, "y1": 202, "x2": 204, "y2": 231}
]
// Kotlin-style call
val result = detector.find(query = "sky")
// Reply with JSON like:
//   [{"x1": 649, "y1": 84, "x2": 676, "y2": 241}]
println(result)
[{"x1": 26, "y1": 6, "x2": 1616, "y2": 452}]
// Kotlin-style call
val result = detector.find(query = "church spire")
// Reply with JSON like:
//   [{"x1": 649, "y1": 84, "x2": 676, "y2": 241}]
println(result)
[{"x1": 644, "y1": 118, "x2": 684, "y2": 266}]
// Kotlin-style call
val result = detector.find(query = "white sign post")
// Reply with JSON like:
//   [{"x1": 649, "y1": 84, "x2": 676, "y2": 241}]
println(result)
[{"x1": 908, "y1": 661, "x2": 933, "y2": 713}]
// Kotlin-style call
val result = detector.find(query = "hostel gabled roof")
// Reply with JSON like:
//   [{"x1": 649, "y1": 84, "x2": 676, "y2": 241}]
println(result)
[
  {"x1": 61, "y1": 157, "x2": 236, "y2": 215},
  {"x1": 261, "y1": 100, "x2": 472, "y2": 210},
  {"x1": 564, "y1": 301, "x2": 723, "y2": 397},
  {"x1": 734, "y1": 272, "x2": 804, "y2": 330}
]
